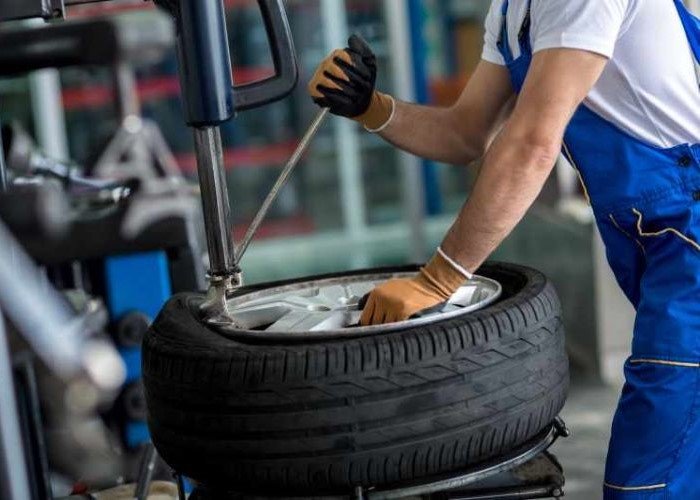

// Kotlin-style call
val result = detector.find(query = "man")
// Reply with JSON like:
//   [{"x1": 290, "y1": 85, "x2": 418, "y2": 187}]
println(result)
[{"x1": 309, "y1": 0, "x2": 700, "y2": 498}]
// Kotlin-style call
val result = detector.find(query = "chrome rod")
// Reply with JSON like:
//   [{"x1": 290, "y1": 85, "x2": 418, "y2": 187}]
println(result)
[
  {"x1": 235, "y1": 108, "x2": 328, "y2": 265},
  {"x1": 193, "y1": 126, "x2": 237, "y2": 277},
  {"x1": 0, "y1": 220, "x2": 83, "y2": 376},
  {"x1": 0, "y1": 314, "x2": 31, "y2": 500}
]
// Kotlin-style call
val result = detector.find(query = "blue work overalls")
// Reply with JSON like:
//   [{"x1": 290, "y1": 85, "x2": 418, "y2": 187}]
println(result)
[{"x1": 497, "y1": 1, "x2": 700, "y2": 498}]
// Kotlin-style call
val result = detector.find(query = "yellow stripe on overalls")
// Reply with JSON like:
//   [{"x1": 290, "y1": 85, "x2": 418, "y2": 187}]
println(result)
[{"x1": 632, "y1": 208, "x2": 700, "y2": 252}]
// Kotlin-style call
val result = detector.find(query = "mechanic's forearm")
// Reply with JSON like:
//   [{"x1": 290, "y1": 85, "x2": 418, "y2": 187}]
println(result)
[
  {"x1": 378, "y1": 100, "x2": 484, "y2": 166},
  {"x1": 440, "y1": 48, "x2": 606, "y2": 273},
  {"x1": 440, "y1": 131, "x2": 559, "y2": 273}
]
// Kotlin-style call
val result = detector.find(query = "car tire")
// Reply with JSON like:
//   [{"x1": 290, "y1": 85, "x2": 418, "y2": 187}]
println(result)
[{"x1": 142, "y1": 262, "x2": 568, "y2": 495}]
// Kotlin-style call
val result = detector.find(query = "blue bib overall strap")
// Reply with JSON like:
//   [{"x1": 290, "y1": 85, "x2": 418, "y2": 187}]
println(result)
[
  {"x1": 497, "y1": 2, "x2": 700, "y2": 498},
  {"x1": 497, "y1": 0, "x2": 532, "y2": 88}
]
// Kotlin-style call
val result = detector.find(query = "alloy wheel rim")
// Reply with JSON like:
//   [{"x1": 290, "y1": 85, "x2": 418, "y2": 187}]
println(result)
[{"x1": 221, "y1": 272, "x2": 503, "y2": 333}]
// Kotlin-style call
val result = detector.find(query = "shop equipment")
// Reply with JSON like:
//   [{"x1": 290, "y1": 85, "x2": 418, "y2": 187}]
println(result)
[
  {"x1": 150, "y1": 0, "x2": 302, "y2": 326},
  {"x1": 0, "y1": 216, "x2": 126, "y2": 500},
  {"x1": 0, "y1": 15, "x2": 208, "y2": 460},
  {"x1": 0, "y1": 1, "x2": 569, "y2": 499}
]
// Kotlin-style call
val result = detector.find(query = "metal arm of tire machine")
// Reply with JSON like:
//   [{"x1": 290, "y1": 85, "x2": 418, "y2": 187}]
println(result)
[{"x1": 150, "y1": 0, "x2": 311, "y2": 326}]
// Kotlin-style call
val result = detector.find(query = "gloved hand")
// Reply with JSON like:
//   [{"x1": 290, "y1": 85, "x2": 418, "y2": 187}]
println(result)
[
  {"x1": 308, "y1": 34, "x2": 394, "y2": 131},
  {"x1": 360, "y1": 251, "x2": 472, "y2": 326}
]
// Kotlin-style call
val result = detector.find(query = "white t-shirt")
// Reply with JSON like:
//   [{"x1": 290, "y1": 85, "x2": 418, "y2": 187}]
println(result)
[{"x1": 482, "y1": 0, "x2": 700, "y2": 148}]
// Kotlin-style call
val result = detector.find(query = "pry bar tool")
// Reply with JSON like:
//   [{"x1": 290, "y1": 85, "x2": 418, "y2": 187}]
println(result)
[{"x1": 235, "y1": 108, "x2": 329, "y2": 266}]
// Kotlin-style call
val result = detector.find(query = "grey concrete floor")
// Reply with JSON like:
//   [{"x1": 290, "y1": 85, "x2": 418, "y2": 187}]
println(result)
[{"x1": 550, "y1": 382, "x2": 622, "y2": 500}]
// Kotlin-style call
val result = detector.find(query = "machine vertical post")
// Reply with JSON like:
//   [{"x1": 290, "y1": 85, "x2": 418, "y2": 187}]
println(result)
[
  {"x1": 193, "y1": 127, "x2": 237, "y2": 280},
  {"x1": 158, "y1": 0, "x2": 298, "y2": 320},
  {"x1": 172, "y1": 0, "x2": 241, "y2": 311}
]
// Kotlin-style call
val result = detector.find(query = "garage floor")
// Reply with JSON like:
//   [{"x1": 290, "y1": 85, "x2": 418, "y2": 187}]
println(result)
[{"x1": 549, "y1": 381, "x2": 621, "y2": 500}]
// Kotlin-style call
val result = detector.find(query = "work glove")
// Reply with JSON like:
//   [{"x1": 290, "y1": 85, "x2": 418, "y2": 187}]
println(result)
[
  {"x1": 360, "y1": 250, "x2": 472, "y2": 326},
  {"x1": 308, "y1": 34, "x2": 395, "y2": 131}
]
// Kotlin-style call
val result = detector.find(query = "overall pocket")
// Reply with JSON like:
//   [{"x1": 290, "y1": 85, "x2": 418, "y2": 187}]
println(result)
[{"x1": 621, "y1": 194, "x2": 700, "y2": 362}]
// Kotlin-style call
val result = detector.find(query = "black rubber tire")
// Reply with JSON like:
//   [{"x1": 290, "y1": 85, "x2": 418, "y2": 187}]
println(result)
[{"x1": 142, "y1": 262, "x2": 568, "y2": 496}]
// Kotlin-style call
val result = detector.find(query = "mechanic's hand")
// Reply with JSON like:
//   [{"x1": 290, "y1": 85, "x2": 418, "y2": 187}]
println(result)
[
  {"x1": 308, "y1": 34, "x2": 394, "y2": 130},
  {"x1": 360, "y1": 252, "x2": 471, "y2": 326}
]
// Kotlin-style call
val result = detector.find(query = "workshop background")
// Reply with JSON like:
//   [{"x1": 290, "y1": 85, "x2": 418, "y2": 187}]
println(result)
[
  {"x1": 1, "y1": 1, "x2": 699, "y2": 499},
  {"x1": 0, "y1": 0, "x2": 613, "y2": 380}
]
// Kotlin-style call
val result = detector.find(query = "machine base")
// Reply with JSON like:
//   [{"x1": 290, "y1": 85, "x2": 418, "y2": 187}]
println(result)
[{"x1": 184, "y1": 417, "x2": 569, "y2": 500}]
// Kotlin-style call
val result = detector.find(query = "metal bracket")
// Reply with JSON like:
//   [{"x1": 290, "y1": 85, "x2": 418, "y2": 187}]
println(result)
[
  {"x1": 200, "y1": 271, "x2": 243, "y2": 328},
  {"x1": 553, "y1": 416, "x2": 571, "y2": 438}
]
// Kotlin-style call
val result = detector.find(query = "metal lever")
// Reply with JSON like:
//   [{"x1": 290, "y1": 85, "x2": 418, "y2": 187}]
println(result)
[{"x1": 234, "y1": 108, "x2": 329, "y2": 265}]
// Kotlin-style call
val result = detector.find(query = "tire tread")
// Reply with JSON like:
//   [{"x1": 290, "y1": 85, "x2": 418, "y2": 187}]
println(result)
[{"x1": 143, "y1": 263, "x2": 568, "y2": 494}]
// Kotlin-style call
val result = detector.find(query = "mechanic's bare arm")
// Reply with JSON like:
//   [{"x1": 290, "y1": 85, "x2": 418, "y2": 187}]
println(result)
[
  {"x1": 441, "y1": 49, "x2": 608, "y2": 271},
  {"x1": 378, "y1": 61, "x2": 514, "y2": 165}
]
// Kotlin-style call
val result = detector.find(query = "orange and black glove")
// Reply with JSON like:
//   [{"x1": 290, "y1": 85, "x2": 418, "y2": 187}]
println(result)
[
  {"x1": 360, "y1": 250, "x2": 472, "y2": 326},
  {"x1": 308, "y1": 34, "x2": 394, "y2": 131}
]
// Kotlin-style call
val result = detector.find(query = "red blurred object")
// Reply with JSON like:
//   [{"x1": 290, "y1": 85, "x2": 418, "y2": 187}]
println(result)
[
  {"x1": 61, "y1": 68, "x2": 274, "y2": 111},
  {"x1": 71, "y1": 482, "x2": 89, "y2": 495},
  {"x1": 175, "y1": 140, "x2": 300, "y2": 172},
  {"x1": 233, "y1": 214, "x2": 315, "y2": 241},
  {"x1": 67, "y1": 0, "x2": 258, "y2": 18},
  {"x1": 67, "y1": 0, "x2": 155, "y2": 18}
]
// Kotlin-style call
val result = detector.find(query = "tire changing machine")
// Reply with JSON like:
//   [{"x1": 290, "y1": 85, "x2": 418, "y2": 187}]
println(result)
[{"x1": 0, "y1": 1, "x2": 569, "y2": 498}]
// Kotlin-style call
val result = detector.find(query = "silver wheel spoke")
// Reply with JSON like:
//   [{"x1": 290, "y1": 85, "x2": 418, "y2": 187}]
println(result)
[{"x1": 266, "y1": 310, "x2": 351, "y2": 332}]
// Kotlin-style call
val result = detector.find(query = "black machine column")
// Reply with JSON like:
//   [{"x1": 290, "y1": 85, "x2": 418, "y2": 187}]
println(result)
[{"x1": 154, "y1": 0, "x2": 297, "y2": 318}]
